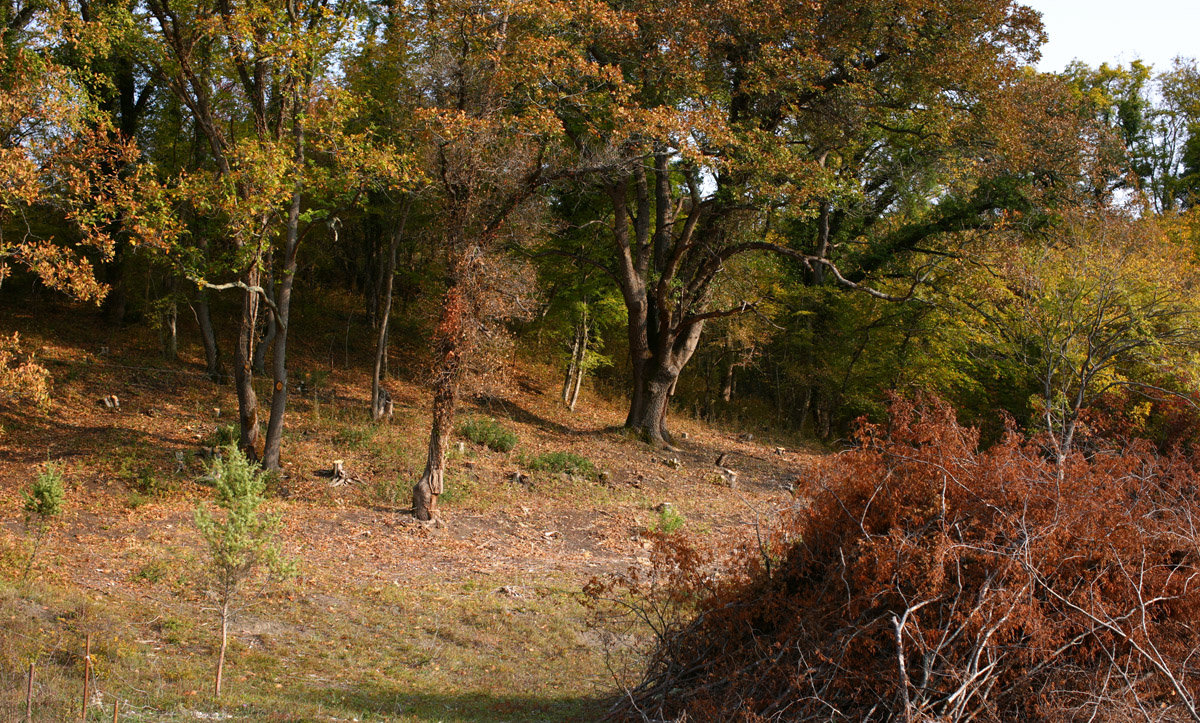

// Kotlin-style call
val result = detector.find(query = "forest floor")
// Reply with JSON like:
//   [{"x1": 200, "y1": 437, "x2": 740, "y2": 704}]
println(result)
[{"x1": 0, "y1": 299, "x2": 819, "y2": 721}]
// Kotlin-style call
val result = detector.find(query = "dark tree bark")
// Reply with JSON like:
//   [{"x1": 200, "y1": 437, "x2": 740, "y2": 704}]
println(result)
[
  {"x1": 252, "y1": 268, "x2": 276, "y2": 375},
  {"x1": 373, "y1": 202, "x2": 409, "y2": 421},
  {"x1": 192, "y1": 289, "x2": 226, "y2": 382},
  {"x1": 606, "y1": 156, "x2": 713, "y2": 446},
  {"x1": 721, "y1": 356, "x2": 735, "y2": 403},
  {"x1": 261, "y1": 101, "x2": 306, "y2": 470},
  {"x1": 233, "y1": 274, "x2": 261, "y2": 461},
  {"x1": 160, "y1": 298, "x2": 178, "y2": 361}
]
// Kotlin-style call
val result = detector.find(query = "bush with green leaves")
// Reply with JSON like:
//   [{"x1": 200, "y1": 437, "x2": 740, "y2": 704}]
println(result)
[
  {"x1": 648, "y1": 505, "x2": 685, "y2": 534},
  {"x1": 457, "y1": 417, "x2": 518, "y2": 453},
  {"x1": 527, "y1": 450, "x2": 596, "y2": 478},
  {"x1": 21, "y1": 463, "x2": 65, "y2": 582},
  {"x1": 23, "y1": 464, "x2": 65, "y2": 520},
  {"x1": 194, "y1": 446, "x2": 293, "y2": 698}
]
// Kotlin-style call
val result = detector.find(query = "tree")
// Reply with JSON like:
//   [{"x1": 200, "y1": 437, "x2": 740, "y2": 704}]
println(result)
[
  {"x1": 403, "y1": 0, "x2": 616, "y2": 520},
  {"x1": 0, "y1": 2, "x2": 161, "y2": 304},
  {"x1": 552, "y1": 0, "x2": 1082, "y2": 445},
  {"x1": 136, "y1": 0, "x2": 400, "y2": 467},
  {"x1": 969, "y1": 211, "x2": 1200, "y2": 468},
  {"x1": 0, "y1": 1, "x2": 174, "y2": 402},
  {"x1": 21, "y1": 463, "x2": 65, "y2": 585},
  {"x1": 1155, "y1": 59, "x2": 1200, "y2": 209},
  {"x1": 194, "y1": 447, "x2": 292, "y2": 698}
]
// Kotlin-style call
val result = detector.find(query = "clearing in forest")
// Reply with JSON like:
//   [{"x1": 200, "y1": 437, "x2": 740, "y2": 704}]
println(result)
[{"x1": 0, "y1": 305, "x2": 814, "y2": 721}]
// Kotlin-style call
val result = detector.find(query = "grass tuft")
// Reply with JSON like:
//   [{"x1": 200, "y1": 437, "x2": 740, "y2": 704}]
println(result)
[
  {"x1": 526, "y1": 451, "x2": 596, "y2": 478},
  {"x1": 458, "y1": 417, "x2": 518, "y2": 453}
]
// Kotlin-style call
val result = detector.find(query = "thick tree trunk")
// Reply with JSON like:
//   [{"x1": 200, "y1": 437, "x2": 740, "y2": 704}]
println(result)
[
  {"x1": 193, "y1": 290, "x2": 226, "y2": 383},
  {"x1": 628, "y1": 363, "x2": 678, "y2": 445},
  {"x1": 721, "y1": 356, "x2": 735, "y2": 402},
  {"x1": 413, "y1": 379, "x2": 455, "y2": 521},
  {"x1": 102, "y1": 245, "x2": 129, "y2": 324},
  {"x1": 625, "y1": 321, "x2": 703, "y2": 446},
  {"x1": 413, "y1": 272, "x2": 469, "y2": 521},
  {"x1": 233, "y1": 269, "x2": 260, "y2": 461},
  {"x1": 624, "y1": 299, "x2": 650, "y2": 427}
]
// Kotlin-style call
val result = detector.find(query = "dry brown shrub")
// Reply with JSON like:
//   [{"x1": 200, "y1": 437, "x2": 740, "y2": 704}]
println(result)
[{"x1": 591, "y1": 396, "x2": 1200, "y2": 721}]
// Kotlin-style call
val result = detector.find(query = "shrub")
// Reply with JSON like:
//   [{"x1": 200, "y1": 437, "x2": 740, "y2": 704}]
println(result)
[
  {"x1": 23, "y1": 464, "x2": 65, "y2": 520},
  {"x1": 526, "y1": 450, "x2": 595, "y2": 477},
  {"x1": 591, "y1": 397, "x2": 1200, "y2": 721},
  {"x1": 457, "y1": 417, "x2": 518, "y2": 453},
  {"x1": 21, "y1": 463, "x2": 65, "y2": 583},
  {"x1": 647, "y1": 505, "x2": 684, "y2": 534}
]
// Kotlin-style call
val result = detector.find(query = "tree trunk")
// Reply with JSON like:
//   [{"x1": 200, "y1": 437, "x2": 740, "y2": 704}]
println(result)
[
  {"x1": 721, "y1": 355, "x2": 735, "y2": 403},
  {"x1": 193, "y1": 290, "x2": 227, "y2": 383},
  {"x1": 625, "y1": 319, "x2": 703, "y2": 446},
  {"x1": 413, "y1": 381, "x2": 454, "y2": 521},
  {"x1": 233, "y1": 269, "x2": 260, "y2": 462},
  {"x1": 252, "y1": 269, "x2": 276, "y2": 375},
  {"x1": 568, "y1": 318, "x2": 587, "y2": 412},
  {"x1": 215, "y1": 601, "x2": 228, "y2": 698},
  {"x1": 628, "y1": 364, "x2": 678, "y2": 445},
  {"x1": 261, "y1": 199, "x2": 302, "y2": 470},
  {"x1": 562, "y1": 320, "x2": 582, "y2": 406},
  {"x1": 797, "y1": 384, "x2": 813, "y2": 436},
  {"x1": 160, "y1": 290, "x2": 178, "y2": 362},
  {"x1": 624, "y1": 306, "x2": 650, "y2": 428},
  {"x1": 373, "y1": 204, "x2": 409, "y2": 421},
  {"x1": 413, "y1": 278, "x2": 467, "y2": 521},
  {"x1": 102, "y1": 244, "x2": 129, "y2": 324}
]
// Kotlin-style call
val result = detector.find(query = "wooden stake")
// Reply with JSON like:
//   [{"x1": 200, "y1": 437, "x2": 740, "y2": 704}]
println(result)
[
  {"x1": 112, "y1": 699, "x2": 119, "y2": 722},
  {"x1": 81, "y1": 633, "x2": 91, "y2": 721},
  {"x1": 25, "y1": 661, "x2": 33, "y2": 722}
]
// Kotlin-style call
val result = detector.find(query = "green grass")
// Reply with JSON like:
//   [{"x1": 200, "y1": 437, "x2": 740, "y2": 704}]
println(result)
[
  {"x1": 438, "y1": 470, "x2": 477, "y2": 507},
  {"x1": 457, "y1": 418, "x2": 518, "y2": 453},
  {"x1": 525, "y1": 451, "x2": 596, "y2": 478},
  {"x1": 0, "y1": 571, "x2": 611, "y2": 721},
  {"x1": 334, "y1": 424, "x2": 375, "y2": 450}
]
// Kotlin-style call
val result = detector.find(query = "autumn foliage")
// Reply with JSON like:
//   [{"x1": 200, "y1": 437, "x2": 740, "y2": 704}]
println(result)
[{"x1": 594, "y1": 397, "x2": 1200, "y2": 721}]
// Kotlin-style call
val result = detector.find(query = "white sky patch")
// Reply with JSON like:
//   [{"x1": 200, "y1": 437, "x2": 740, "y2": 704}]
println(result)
[{"x1": 1023, "y1": 0, "x2": 1199, "y2": 72}]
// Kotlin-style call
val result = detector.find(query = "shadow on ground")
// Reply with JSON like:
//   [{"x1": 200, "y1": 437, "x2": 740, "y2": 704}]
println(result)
[{"x1": 284, "y1": 686, "x2": 611, "y2": 721}]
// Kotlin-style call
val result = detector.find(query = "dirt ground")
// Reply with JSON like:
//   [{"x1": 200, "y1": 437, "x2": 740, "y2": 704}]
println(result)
[{"x1": 0, "y1": 301, "x2": 818, "y2": 721}]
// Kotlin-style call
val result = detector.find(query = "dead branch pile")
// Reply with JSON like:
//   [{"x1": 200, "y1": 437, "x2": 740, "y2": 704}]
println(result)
[{"x1": 591, "y1": 397, "x2": 1200, "y2": 721}]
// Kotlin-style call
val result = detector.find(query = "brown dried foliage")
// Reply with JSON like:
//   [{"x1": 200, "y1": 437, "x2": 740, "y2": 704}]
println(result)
[{"x1": 593, "y1": 397, "x2": 1200, "y2": 721}]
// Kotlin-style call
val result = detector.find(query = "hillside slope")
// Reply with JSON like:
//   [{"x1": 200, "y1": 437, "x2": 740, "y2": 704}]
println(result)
[{"x1": 0, "y1": 304, "x2": 816, "y2": 721}]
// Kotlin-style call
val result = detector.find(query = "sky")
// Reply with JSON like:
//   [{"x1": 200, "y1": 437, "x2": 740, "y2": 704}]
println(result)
[{"x1": 1024, "y1": 0, "x2": 1198, "y2": 73}]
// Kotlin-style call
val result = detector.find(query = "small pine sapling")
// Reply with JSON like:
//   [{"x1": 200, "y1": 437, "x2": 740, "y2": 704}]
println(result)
[
  {"x1": 194, "y1": 447, "x2": 293, "y2": 698},
  {"x1": 21, "y1": 463, "x2": 65, "y2": 584}
]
